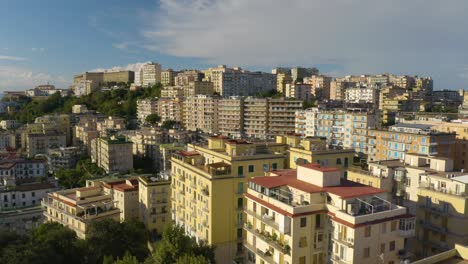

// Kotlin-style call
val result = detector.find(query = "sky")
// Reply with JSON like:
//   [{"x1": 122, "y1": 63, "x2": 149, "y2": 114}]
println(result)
[{"x1": 1, "y1": 0, "x2": 468, "y2": 91}]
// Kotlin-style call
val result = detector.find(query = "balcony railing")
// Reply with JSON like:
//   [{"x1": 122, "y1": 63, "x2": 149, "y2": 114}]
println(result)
[
  {"x1": 244, "y1": 223, "x2": 291, "y2": 255},
  {"x1": 331, "y1": 231, "x2": 354, "y2": 247}
]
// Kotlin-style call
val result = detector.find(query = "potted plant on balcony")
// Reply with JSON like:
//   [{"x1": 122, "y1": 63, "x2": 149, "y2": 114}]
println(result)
[
  {"x1": 271, "y1": 232, "x2": 278, "y2": 241},
  {"x1": 283, "y1": 245, "x2": 291, "y2": 255}
]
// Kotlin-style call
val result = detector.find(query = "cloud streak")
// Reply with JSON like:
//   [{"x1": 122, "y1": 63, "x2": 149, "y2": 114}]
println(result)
[
  {"x1": 0, "y1": 55, "x2": 27, "y2": 61},
  {"x1": 89, "y1": 61, "x2": 150, "y2": 73},
  {"x1": 0, "y1": 65, "x2": 69, "y2": 90},
  {"x1": 141, "y1": 0, "x2": 468, "y2": 89}
]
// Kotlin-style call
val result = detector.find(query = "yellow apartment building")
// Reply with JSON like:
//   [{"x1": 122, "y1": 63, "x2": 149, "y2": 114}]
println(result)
[
  {"x1": 276, "y1": 134, "x2": 354, "y2": 176},
  {"x1": 244, "y1": 163, "x2": 414, "y2": 264},
  {"x1": 42, "y1": 185, "x2": 121, "y2": 239},
  {"x1": 90, "y1": 136, "x2": 133, "y2": 174},
  {"x1": 138, "y1": 175, "x2": 171, "y2": 233},
  {"x1": 170, "y1": 136, "x2": 287, "y2": 263},
  {"x1": 367, "y1": 124, "x2": 456, "y2": 162}
]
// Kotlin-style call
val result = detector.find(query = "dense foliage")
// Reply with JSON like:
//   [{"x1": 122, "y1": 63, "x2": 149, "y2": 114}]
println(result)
[
  {"x1": 55, "y1": 157, "x2": 106, "y2": 188},
  {"x1": 0, "y1": 222, "x2": 215, "y2": 264},
  {"x1": 1, "y1": 83, "x2": 163, "y2": 123},
  {"x1": 145, "y1": 224, "x2": 215, "y2": 264}
]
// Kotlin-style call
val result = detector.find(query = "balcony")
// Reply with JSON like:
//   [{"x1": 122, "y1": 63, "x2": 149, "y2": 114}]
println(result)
[
  {"x1": 419, "y1": 182, "x2": 468, "y2": 197},
  {"x1": 331, "y1": 231, "x2": 354, "y2": 247},
  {"x1": 244, "y1": 241, "x2": 274, "y2": 264},
  {"x1": 244, "y1": 223, "x2": 291, "y2": 255},
  {"x1": 419, "y1": 220, "x2": 448, "y2": 234}
]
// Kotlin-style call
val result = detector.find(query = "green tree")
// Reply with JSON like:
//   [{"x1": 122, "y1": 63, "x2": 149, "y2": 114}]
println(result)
[
  {"x1": 85, "y1": 219, "x2": 150, "y2": 263},
  {"x1": 161, "y1": 120, "x2": 178, "y2": 130},
  {"x1": 175, "y1": 254, "x2": 209, "y2": 264},
  {"x1": 114, "y1": 252, "x2": 141, "y2": 264},
  {"x1": 55, "y1": 168, "x2": 82, "y2": 188},
  {"x1": 147, "y1": 224, "x2": 215, "y2": 264},
  {"x1": 145, "y1": 114, "x2": 161, "y2": 125}
]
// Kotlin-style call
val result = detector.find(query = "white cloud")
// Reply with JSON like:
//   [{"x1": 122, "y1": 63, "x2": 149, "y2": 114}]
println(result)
[
  {"x1": 112, "y1": 42, "x2": 129, "y2": 50},
  {"x1": 89, "y1": 61, "x2": 151, "y2": 73},
  {"x1": 0, "y1": 55, "x2": 27, "y2": 61},
  {"x1": 31, "y1": 48, "x2": 45, "y2": 52},
  {"x1": 141, "y1": 0, "x2": 468, "y2": 88},
  {"x1": 0, "y1": 65, "x2": 69, "y2": 91}
]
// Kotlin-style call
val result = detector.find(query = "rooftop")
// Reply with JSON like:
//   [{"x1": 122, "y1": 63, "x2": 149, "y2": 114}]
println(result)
[{"x1": 251, "y1": 169, "x2": 385, "y2": 199}]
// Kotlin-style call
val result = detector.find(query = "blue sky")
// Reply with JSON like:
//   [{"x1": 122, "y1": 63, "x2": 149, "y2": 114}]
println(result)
[{"x1": 1, "y1": 0, "x2": 468, "y2": 90}]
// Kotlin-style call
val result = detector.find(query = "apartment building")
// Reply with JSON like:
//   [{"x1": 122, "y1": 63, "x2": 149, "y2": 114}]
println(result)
[
  {"x1": 73, "y1": 71, "x2": 134, "y2": 95},
  {"x1": 330, "y1": 79, "x2": 357, "y2": 101},
  {"x1": 285, "y1": 83, "x2": 314, "y2": 102},
  {"x1": 137, "y1": 98, "x2": 158, "y2": 124},
  {"x1": 304, "y1": 75, "x2": 332, "y2": 100},
  {"x1": 244, "y1": 163, "x2": 413, "y2": 264},
  {"x1": 122, "y1": 128, "x2": 165, "y2": 171},
  {"x1": 170, "y1": 136, "x2": 287, "y2": 263},
  {"x1": 244, "y1": 98, "x2": 269, "y2": 139},
  {"x1": 74, "y1": 115, "x2": 100, "y2": 153},
  {"x1": 46, "y1": 147, "x2": 82, "y2": 173},
  {"x1": 0, "y1": 131, "x2": 15, "y2": 150},
  {"x1": 203, "y1": 65, "x2": 276, "y2": 96},
  {"x1": 347, "y1": 153, "x2": 468, "y2": 259},
  {"x1": 0, "y1": 120, "x2": 21, "y2": 130},
  {"x1": 34, "y1": 114, "x2": 72, "y2": 145},
  {"x1": 185, "y1": 81, "x2": 214, "y2": 97},
  {"x1": 158, "y1": 97, "x2": 184, "y2": 123},
  {"x1": 277, "y1": 73, "x2": 293, "y2": 94},
  {"x1": 161, "y1": 86, "x2": 185, "y2": 98},
  {"x1": 268, "y1": 99, "x2": 303, "y2": 137},
  {"x1": 276, "y1": 135, "x2": 354, "y2": 176},
  {"x1": 0, "y1": 159, "x2": 46, "y2": 180},
  {"x1": 141, "y1": 62, "x2": 162, "y2": 86},
  {"x1": 183, "y1": 95, "x2": 219, "y2": 134},
  {"x1": 24, "y1": 131, "x2": 67, "y2": 158},
  {"x1": 90, "y1": 136, "x2": 133, "y2": 174},
  {"x1": 219, "y1": 97, "x2": 244, "y2": 138},
  {"x1": 345, "y1": 86, "x2": 379, "y2": 105},
  {"x1": 138, "y1": 175, "x2": 171, "y2": 233},
  {"x1": 367, "y1": 123, "x2": 456, "y2": 162},
  {"x1": 43, "y1": 175, "x2": 171, "y2": 238},
  {"x1": 96, "y1": 116, "x2": 126, "y2": 137},
  {"x1": 175, "y1": 70, "x2": 204, "y2": 86},
  {"x1": 295, "y1": 108, "x2": 378, "y2": 156},
  {"x1": 42, "y1": 185, "x2": 122, "y2": 238},
  {"x1": 161, "y1": 69, "x2": 177, "y2": 86}
]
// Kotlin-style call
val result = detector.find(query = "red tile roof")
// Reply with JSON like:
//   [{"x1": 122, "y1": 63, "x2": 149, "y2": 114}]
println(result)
[
  {"x1": 178, "y1": 151, "x2": 200, "y2": 157},
  {"x1": 250, "y1": 169, "x2": 385, "y2": 199},
  {"x1": 298, "y1": 163, "x2": 340, "y2": 172},
  {"x1": 113, "y1": 183, "x2": 138, "y2": 192}
]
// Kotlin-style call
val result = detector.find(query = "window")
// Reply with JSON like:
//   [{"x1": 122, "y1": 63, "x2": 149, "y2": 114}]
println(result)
[
  {"x1": 391, "y1": 220, "x2": 397, "y2": 231},
  {"x1": 272, "y1": 163, "x2": 278, "y2": 170},
  {"x1": 248, "y1": 165, "x2": 254, "y2": 173},
  {"x1": 237, "y1": 166, "x2": 244, "y2": 177},
  {"x1": 300, "y1": 217, "x2": 307, "y2": 227},
  {"x1": 238, "y1": 182, "x2": 244, "y2": 194},
  {"x1": 237, "y1": 198, "x2": 243, "y2": 209},
  {"x1": 299, "y1": 237, "x2": 308, "y2": 248},
  {"x1": 364, "y1": 226, "x2": 371, "y2": 237},
  {"x1": 315, "y1": 214, "x2": 321, "y2": 228},
  {"x1": 299, "y1": 256, "x2": 306, "y2": 264},
  {"x1": 263, "y1": 164, "x2": 269, "y2": 172},
  {"x1": 381, "y1": 223, "x2": 387, "y2": 234},
  {"x1": 237, "y1": 228, "x2": 242, "y2": 239},
  {"x1": 336, "y1": 158, "x2": 342, "y2": 165},
  {"x1": 380, "y1": 243, "x2": 385, "y2": 254},
  {"x1": 32, "y1": 192, "x2": 35, "y2": 197},
  {"x1": 363, "y1": 247, "x2": 370, "y2": 258},
  {"x1": 389, "y1": 241, "x2": 395, "y2": 251}
]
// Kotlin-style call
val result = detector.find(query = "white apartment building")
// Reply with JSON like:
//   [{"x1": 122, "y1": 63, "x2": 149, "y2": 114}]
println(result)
[
  {"x1": 141, "y1": 62, "x2": 162, "y2": 86},
  {"x1": 137, "y1": 98, "x2": 158, "y2": 124},
  {"x1": 295, "y1": 108, "x2": 378, "y2": 155},
  {"x1": 203, "y1": 65, "x2": 276, "y2": 96},
  {"x1": 183, "y1": 95, "x2": 219, "y2": 134},
  {"x1": 345, "y1": 86, "x2": 379, "y2": 104}
]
